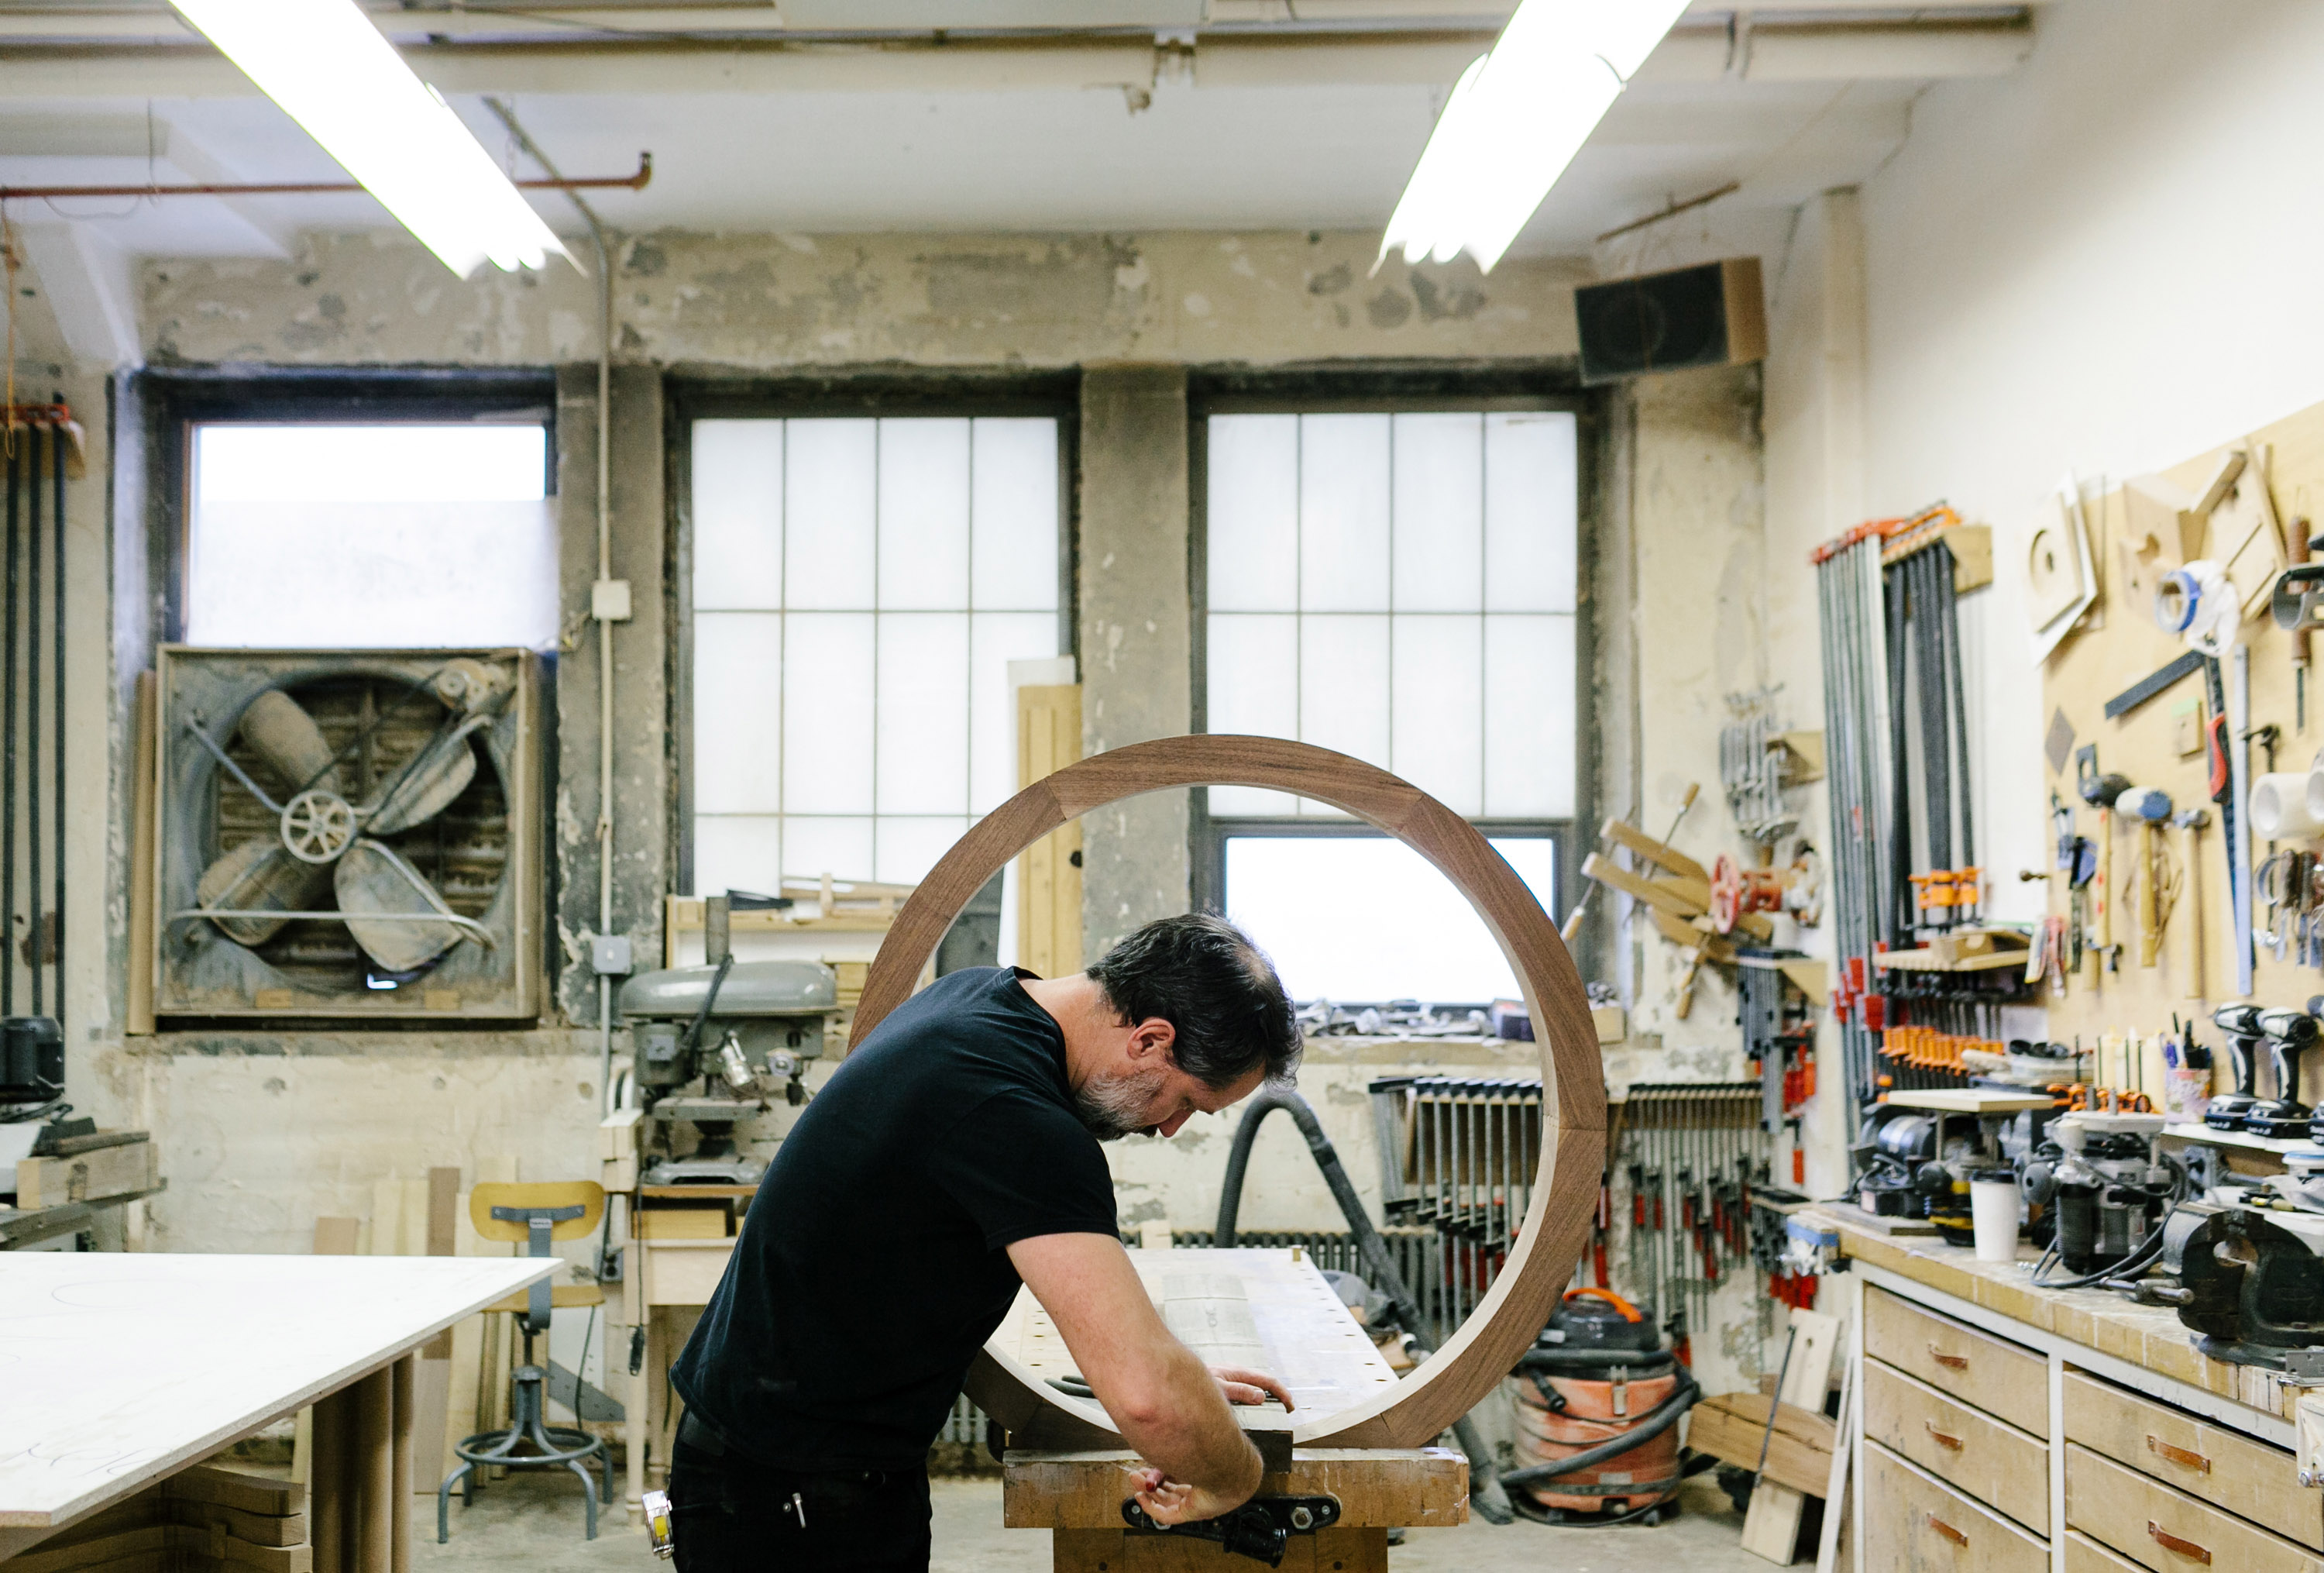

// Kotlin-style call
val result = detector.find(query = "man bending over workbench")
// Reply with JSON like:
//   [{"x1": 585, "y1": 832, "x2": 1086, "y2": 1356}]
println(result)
[{"x1": 668, "y1": 913, "x2": 1306, "y2": 1572}]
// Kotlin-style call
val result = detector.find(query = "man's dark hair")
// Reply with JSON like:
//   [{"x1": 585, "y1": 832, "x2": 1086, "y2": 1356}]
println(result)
[{"x1": 1086, "y1": 914, "x2": 1301, "y2": 1089}]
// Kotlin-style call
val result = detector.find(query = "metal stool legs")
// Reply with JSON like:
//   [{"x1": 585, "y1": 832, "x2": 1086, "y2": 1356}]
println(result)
[{"x1": 436, "y1": 1351, "x2": 610, "y2": 1542}]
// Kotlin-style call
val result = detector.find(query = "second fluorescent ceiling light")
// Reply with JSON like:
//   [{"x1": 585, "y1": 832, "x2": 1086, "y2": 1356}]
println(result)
[
  {"x1": 171, "y1": 0, "x2": 569, "y2": 278},
  {"x1": 1380, "y1": 0, "x2": 1693, "y2": 274}
]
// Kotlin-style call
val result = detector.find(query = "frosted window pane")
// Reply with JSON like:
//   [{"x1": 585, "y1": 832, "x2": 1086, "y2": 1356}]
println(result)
[
  {"x1": 1299, "y1": 614, "x2": 1389, "y2": 775},
  {"x1": 1483, "y1": 614, "x2": 1575, "y2": 817},
  {"x1": 1484, "y1": 412, "x2": 1577, "y2": 614},
  {"x1": 782, "y1": 817, "x2": 875, "y2": 884},
  {"x1": 197, "y1": 424, "x2": 544, "y2": 502},
  {"x1": 692, "y1": 613, "x2": 783, "y2": 813},
  {"x1": 1299, "y1": 415, "x2": 1391, "y2": 612},
  {"x1": 1391, "y1": 414, "x2": 1483, "y2": 612},
  {"x1": 877, "y1": 613, "x2": 970, "y2": 814},
  {"x1": 188, "y1": 424, "x2": 555, "y2": 649},
  {"x1": 969, "y1": 612, "x2": 1063, "y2": 814},
  {"x1": 782, "y1": 612, "x2": 875, "y2": 814},
  {"x1": 972, "y1": 418, "x2": 1060, "y2": 611},
  {"x1": 1391, "y1": 614, "x2": 1483, "y2": 816},
  {"x1": 878, "y1": 418, "x2": 970, "y2": 611},
  {"x1": 691, "y1": 420, "x2": 782, "y2": 611},
  {"x1": 1222, "y1": 835, "x2": 1556, "y2": 1003},
  {"x1": 785, "y1": 419, "x2": 877, "y2": 609},
  {"x1": 1208, "y1": 415, "x2": 1299, "y2": 614},
  {"x1": 693, "y1": 816, "x2": 782, "y2": 899},
  {"x1": 877, "y1": 816, "x2": 970, "y2": 885},
  {"x1": 1206, "y1": 613, "x2": 1299, "y2": 816}
]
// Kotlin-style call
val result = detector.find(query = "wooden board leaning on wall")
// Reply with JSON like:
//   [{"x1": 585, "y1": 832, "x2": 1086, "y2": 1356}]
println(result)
[{"x1": 2041, "y1": 391, "x2": 2324, "y2": 1097}]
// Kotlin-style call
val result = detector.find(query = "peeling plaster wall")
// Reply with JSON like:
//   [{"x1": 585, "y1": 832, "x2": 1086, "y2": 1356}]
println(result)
[{"x1": 97, "y1": 219, "x2": 1792, "y2": 1434}]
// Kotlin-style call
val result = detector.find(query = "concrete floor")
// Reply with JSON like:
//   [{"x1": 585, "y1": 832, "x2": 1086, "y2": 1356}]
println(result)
[{"x1": 415, "y1": 1470, "x2": 1777, "y2": 1572}]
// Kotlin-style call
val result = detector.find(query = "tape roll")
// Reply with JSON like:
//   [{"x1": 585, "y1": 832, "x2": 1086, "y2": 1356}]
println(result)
[{"x1": 2251, "y1": 773, "x2": 2323, "y2": 838}]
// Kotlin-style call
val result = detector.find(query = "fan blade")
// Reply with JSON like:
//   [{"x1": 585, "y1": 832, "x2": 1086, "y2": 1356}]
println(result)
[
  {"x1": 194, "y1": 838, "x2": 331, "y2": 947},
  {"x1": 362, "y1": 715, "x2": 486, "y2": 837},
  {"x1": 335, "y1": 839, "x2": 466, "y2": 972},
  {"x1": 239, "y1": 689, "x2": 342, "y2": 799}
]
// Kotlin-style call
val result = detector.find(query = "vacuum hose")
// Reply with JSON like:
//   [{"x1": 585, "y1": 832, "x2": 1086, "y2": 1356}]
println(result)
[
  {"x1": 1495, "y1": 1369, "x2": 1701, "y2": 1491},
  {"x1": 1215, "y1": 1084, "x2": 1516, "y2": 1525}
]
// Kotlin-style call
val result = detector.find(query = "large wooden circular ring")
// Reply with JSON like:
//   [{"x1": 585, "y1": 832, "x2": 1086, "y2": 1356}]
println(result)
[{"x1": 851, "y1": 735, "x2": 1606, "y2": 1449}]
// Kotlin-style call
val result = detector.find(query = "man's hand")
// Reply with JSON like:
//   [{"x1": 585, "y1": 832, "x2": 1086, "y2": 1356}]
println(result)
[
  {"x1": 1208, "y1": 1366, "x2": 1294, "y2": 1410},
  {"x1": 1126, "y1": 1465, "x2": 1252, "y2": 1527}
]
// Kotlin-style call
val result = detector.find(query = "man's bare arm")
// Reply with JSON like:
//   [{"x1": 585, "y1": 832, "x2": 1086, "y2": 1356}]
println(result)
[{"x1": 1006, "y1": 1231, "x2": 1264, "y2": 1523}]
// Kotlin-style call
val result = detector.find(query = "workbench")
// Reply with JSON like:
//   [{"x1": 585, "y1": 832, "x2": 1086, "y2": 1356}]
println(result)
[
  {"x1": 1812, "y1": 1205, "x2": 2324, "y2": 1572},
  {"x1": 0, "y1": 1252, "x2": 552, "y2": 1571},
  {"x1": 996, "y1": 1248, "x2": 1467, "y2": 1571}
]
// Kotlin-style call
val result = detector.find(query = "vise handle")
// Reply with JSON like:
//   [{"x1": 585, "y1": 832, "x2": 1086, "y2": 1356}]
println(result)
[{"x1": 1119, "y1": 1495, "x2": 1343, "y2": 1568}]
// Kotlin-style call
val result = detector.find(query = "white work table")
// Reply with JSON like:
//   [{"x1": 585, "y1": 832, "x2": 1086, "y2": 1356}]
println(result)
[{"x1": 0, "y1": 1253, "x2": 552, "y2": 1568}]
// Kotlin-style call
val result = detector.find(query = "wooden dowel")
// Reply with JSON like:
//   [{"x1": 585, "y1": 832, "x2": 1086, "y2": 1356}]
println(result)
[{"x1": 311, "y1": 1387, "x2": 347, "y2": 1573}]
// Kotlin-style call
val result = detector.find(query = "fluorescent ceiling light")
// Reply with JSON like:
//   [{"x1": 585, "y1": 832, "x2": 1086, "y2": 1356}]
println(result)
[
  {"x1": 170, "y1": 0, "x2": 569, "y2": 278},
  {"x1": 1380, "y1": 0, "x2": 1691, "y2": 274}
]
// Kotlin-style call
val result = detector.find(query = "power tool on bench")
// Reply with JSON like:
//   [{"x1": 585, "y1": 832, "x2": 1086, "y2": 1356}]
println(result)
[
  {"x1": 2246, "y1": 1007, "x2": 2316, "y2": 1139},
  {"x1": 2204, "y1": 1003, "x2": 2266, "y2": 1131}
]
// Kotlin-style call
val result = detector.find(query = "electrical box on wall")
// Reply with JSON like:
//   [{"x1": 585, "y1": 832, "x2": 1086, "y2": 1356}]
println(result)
[{"x1": 146, "y1": 646, "x2": 543, "y2": 1021}]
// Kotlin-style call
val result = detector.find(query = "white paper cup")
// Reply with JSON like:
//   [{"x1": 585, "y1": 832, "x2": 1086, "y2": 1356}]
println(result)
[
  {"x1": 2253, "y1": 773, "x2": 2324, "y2": 838},
  {"x1": 1970, "y1": 1178, "x2": 2020, "y2": 1263}
]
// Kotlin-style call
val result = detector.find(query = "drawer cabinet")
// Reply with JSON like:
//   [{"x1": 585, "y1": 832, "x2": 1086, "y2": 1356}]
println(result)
[
  {"x1": 1866, "y1": 1286, "x2": 2048, "y2": 1435},
  {"x1": 1864, "y1": 1357, "x2": 2049, "y2": 1534},
  {"x1": 2065, "y1": 1443, "x2": 2324, "y2": 1573},
  {"x1": 2062, "y1": 1371, "x2": 2320, "y2": 1550},
  {"x1": 1865, "y1": 1440, "x2": 2049, "y2": 1573}
]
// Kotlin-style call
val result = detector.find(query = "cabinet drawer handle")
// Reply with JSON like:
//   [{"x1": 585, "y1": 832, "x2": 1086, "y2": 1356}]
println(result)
[
  {"x1": 1925, "y1": 1513, "x2": 1968, "y2": 1547},
  {"x1": 2148, "y1": 1521, "x2": 2212, "y2": 1564},
  {"x1": 1923, "y1": 1420, "x2": 1965, "y2": 1451},
  {"x1": 2146, "y1": 1434, "x2": 2212, "y2": 1473},
  {"x1": 1926, "y1": 1342, "x2": 1969, "y2": 1370}
]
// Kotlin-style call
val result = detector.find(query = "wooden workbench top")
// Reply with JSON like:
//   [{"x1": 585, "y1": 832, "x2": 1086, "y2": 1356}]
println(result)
[
  {"x1": 1810, "y1": 1206, "x2": 2309, "y2": 1424},
  {"x1": 0, "y1": 1252, "x2": 551, "y2": 1537}
]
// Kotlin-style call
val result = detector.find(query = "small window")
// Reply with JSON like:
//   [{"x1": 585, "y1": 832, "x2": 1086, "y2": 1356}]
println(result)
[
  {"x1": 187, "y1": 423, "x2": 557, "y2": 649},
  {"x1": 686, "y1": 415, "x2": 1064, "y2": 893},
  {"x1": 1222, "y1": 834, "x2": 1557, "y2": 1005}
]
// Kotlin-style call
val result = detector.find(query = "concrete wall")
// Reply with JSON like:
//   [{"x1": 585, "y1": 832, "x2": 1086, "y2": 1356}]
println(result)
[{"x1": 91, "y1": 227, "x2": 1604, "y2": 1259}]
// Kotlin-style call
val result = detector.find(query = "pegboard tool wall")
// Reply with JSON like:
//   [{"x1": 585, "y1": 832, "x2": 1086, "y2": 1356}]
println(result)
[{"x1": 2040, "y1": 389, "x2": 2324, "y2": 1093}]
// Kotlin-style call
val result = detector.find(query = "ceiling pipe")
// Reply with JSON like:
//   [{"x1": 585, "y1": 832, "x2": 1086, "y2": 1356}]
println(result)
[{"x1": 0, "y1": 152, "x2": 650, "y2": 204}]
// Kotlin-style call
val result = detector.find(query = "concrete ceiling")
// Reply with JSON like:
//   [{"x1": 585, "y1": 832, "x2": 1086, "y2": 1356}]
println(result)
[{"x1": 0, "y1": 2, "x2": 2037, "y2": 360}]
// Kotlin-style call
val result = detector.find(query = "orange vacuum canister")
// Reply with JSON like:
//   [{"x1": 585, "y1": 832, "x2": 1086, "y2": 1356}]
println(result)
[{"x1": 1508, "y1": 1289, "x2": 1693, "y2": 1524}]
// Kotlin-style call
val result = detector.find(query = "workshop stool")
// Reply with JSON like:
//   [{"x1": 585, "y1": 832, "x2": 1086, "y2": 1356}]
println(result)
[{"x1": 438, "y1": 1180, "x2": 614, "y2": 1543}]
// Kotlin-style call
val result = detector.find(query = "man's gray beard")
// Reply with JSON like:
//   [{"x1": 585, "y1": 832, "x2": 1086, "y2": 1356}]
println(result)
[{"x1": 1073, "y1": 1065, "x2": 1170, "y2": 1141}]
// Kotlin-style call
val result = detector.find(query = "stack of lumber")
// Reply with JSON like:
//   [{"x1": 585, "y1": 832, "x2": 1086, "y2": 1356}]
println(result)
[
  {"x1": 12, "y1": 1131, "x2": 160, "y2": 1210},
  {"x1": 8, "y1": 1466, "x2": 306, "y2": 1573}
]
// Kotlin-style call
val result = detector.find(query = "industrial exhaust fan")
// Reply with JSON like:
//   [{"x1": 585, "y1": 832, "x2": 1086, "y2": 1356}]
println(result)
[{"x1": 150, "y1": 647, "x2": 541, "y2": 1019}]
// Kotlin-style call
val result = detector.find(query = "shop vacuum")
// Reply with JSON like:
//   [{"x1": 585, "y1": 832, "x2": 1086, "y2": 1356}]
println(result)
[{"x1": 1501, "y1": 1289, "x2": 1703, "y2": 1525}]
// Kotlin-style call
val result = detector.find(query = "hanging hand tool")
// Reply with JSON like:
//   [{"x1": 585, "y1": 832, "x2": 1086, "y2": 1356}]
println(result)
[
  {"x1": 2234, "y1": 646, "x2": 2257, "y2": 994},
  {"x1": 2174, "y1": 808, "x2": 2209, "y2": 999}
]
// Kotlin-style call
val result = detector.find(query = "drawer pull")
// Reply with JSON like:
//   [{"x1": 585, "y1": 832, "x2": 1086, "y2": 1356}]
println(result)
[
  {"x1": 2145, "y1": 1434, "x2": 2212, "y2": 1474},
  {"x1": 1923, "y1": 1420, "x2": 1965, "y2": 1451},
  {"x1": 1925, "y1": 1513, "x2": 1968, "y2": 1547},
  {"x1": 2148, "y1": 1522, "x2": 2212, "y2": 1564},
  {"x1": 1926, "y1": 1342, "x2": 1968, "y2": 1370}
]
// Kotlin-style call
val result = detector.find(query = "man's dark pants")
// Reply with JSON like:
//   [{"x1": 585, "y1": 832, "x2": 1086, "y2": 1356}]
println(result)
[{"x1": 669, "y1": 1427, "x2": 932, "y2": 1573}]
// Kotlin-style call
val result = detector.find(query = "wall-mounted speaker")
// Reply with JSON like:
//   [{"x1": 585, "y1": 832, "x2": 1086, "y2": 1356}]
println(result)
[{"x1": 1574, "y1": 257, "x2": 1767, "y2": 385}]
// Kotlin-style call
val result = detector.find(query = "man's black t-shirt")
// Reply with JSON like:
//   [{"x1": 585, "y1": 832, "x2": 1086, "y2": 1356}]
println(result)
[{"x1": 669, "y1": 966, "x2": 1118, "y2": 1470}]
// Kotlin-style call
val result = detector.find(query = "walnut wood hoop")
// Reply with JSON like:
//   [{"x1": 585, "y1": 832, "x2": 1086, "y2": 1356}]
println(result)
[{"x1": 850, "y1": 735, "x2": 1605, "y2": 1450}]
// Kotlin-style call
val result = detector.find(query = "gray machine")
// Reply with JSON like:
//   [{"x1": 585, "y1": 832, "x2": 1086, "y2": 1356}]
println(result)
[{"x1": 619, "y1": 955, "x2": 840, "y2": 1186}]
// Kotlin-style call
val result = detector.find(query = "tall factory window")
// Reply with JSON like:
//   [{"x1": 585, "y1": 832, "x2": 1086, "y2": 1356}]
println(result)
[
  {"x1": 187, "y1": 422, "x2": 557, "y2": 649},
  {"x1": 687, "y1": 416, "x2": 1063, "y2": 894},
  {"x1": 1202, "y1": 408, "x2": 1580, "y2": 1004}
]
